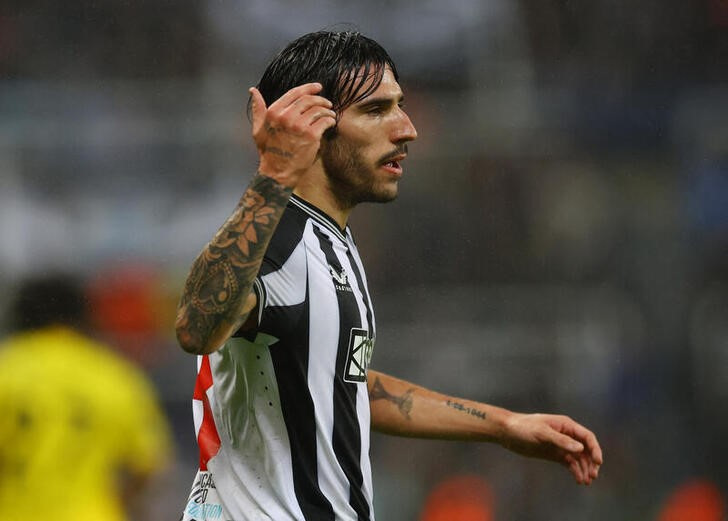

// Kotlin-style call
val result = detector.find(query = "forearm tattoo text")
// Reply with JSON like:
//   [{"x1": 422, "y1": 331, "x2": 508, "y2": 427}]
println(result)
[{"x1": 446, "y1": 400, "x2": 487, "y2": 420}]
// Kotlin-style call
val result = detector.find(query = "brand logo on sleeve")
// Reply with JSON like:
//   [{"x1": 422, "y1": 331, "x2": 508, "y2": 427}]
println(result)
[{"x1": 344, "y1": 328, "x2": 374, "y2": 383}]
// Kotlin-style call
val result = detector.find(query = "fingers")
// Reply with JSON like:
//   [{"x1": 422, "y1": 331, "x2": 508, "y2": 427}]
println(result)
[
  {"x1": 589, "y1": 456, "x2": 600, "y2": 481},
  {"x1": 580, "y1": 452, "x2": 600, "y2": 484},
  {"x1": 555, "y1": 416, "x2": 604, "y2": 464},
  {"x1": 564, "y1": 453, "x2": 584, "y2": 484},
  {"x1": 272, "y1": 82, "x2": 325, "y2": 110},
  {"x1": 564, "y1": 452, "x2": 596, "y2": 485},
  {"x1": 248, "y1": 82, "x2": 336, "y2": 181},
  {"x1": 570, "y1": 445, "x2": 601, "y2": 485},
  {"x1": 547, "y1": 415, "x2": 602, "y2": 485},
  {"x1": 548, "y1": 429, "x2": 585, "y2": 454},
  {"x1": 281, "y1": 94, "x2": 335, "y2": 132},
  {"x1": 507, "y1": 413, "x2": 602, "y2": 486},
  {"x1": 311, "y1": 111, "x2": 336, "y2": 135},
  {"x1": 287, "y1": 93, "x2": 333, "y2": 116},
  {"x1": 251, "y1": 84, "x2": 335, "y2": 133},
  {"x1": 578, "y1": 453, "x2": 592, "y2": 483},
  {"x1": 298, "y1": 101, "x2": 336, "y2": 128},
  {"x1": 584, "y1": 431, "x2": 604, "y2": 466}
]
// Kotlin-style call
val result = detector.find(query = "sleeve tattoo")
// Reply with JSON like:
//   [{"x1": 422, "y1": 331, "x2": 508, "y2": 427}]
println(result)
[
  {"x1": 369, "y1": 377, "x2": 414, "y2": 419},
  {"x1": 176, "y1": 174, "x2": 292, "y2": 352}
]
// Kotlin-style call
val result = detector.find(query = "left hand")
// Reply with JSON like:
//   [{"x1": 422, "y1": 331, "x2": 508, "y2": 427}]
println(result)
[{"x1": 501, "y1": 413, "x2": 603, "y2": 485}]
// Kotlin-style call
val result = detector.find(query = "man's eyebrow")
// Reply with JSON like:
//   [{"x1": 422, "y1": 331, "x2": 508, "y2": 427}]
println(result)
[{"x1": 355, "y1": 95, "x2": 405, "y2": 109}]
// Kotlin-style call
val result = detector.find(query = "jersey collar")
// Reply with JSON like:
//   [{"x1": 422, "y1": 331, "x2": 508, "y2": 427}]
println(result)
[{"x1": 289, "y1": 194, "x2": 348, "y2": 243}]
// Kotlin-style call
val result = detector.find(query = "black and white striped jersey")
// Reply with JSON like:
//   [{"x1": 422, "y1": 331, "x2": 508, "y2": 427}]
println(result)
[{"x1": 182, "y1": 194, "x2": 377, "y2": 521}]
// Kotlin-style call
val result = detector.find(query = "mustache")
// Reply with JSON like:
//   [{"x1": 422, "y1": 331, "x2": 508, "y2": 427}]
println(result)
[{"x1": 378, "y1": 144, "x2": 408, "y2": 164}]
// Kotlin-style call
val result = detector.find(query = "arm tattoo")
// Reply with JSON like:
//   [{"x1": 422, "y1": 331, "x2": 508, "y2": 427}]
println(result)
[
  {"x1": 446, "y1": 400, "x2": 487, "y2": 420},
  {"x1": 176, "y1": 174, "x2": 292, "y2": 353},
  {"x1": 369, "y1": 377, "x2": 414, "y2": 420}
]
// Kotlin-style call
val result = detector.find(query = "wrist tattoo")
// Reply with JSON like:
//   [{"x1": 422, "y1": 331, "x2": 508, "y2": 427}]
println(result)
[
  {"x1": 177, "y1": 174, "x2": 292, "y2": 352},
  {"x1": 446, "y1": 400, "x2": 487, "y2": 420},
  {"x1": 369, "y1": 377, "x2": 414, "y2": 419}
]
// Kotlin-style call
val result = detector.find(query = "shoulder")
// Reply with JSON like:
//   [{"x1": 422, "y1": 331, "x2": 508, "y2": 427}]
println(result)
[{"x1": 261, "y1": 203, "x2": 310, "y2": 275}]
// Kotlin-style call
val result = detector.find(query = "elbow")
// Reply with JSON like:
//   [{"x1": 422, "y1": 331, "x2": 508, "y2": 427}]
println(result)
[
  {"x1": 176, "y1": 326, "x2": 203, "y2": 355},
  {"x1": 175, "y1": 314, "x2": 227, "y2": 355},
  {"x1": 175, "y1": 302, "x2": 239, "y2": 355},
  {"x1": 175, "y1": 313, "x2": 207, "y2": 355}
]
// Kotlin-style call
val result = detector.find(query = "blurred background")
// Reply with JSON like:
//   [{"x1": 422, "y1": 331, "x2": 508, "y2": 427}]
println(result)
[{"x1": 1, "y1": 1, "x2": 727, "y2": 519}]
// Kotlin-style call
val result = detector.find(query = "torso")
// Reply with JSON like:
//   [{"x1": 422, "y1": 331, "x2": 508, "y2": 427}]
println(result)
[{"x1": 183, "y1": 195, "x2": 377, "y2": 521}]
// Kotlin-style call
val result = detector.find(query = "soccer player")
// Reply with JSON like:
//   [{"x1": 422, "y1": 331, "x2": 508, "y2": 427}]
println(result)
[
  {"x1": 0, "y1": 274, "x2": 172, "y2": 521},
  {"x1": 176, "y1": 30, "x2": 603, "y2": 521}
]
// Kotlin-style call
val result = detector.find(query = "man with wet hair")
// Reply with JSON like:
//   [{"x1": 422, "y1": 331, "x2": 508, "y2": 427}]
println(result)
[{"x1": 177, "y1": 30, "x2": 602, "y2": 521}]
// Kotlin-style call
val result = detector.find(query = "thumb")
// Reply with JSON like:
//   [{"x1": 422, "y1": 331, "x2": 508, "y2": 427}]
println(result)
[{"x1": 249, "y1": 87, "x2": 267, "y2": 134}]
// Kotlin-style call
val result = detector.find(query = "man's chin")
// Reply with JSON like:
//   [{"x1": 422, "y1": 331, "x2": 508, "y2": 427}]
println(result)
[{"x1": 361, "y1": 189, "x2": 398, "y2": 204}]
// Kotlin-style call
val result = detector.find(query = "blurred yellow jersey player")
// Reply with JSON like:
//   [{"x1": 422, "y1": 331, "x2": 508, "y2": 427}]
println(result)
[{"x1": 0, "y1": 275, "x2": 172, "y2": 521}]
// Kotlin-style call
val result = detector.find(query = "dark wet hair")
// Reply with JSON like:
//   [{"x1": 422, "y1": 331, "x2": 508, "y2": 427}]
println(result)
[
  {"x1": 9, "y1": 274, "x2": 87, "y2": 332},
  {"x1": 252, "y1": 30, "x2": 398, "y2": 116}
]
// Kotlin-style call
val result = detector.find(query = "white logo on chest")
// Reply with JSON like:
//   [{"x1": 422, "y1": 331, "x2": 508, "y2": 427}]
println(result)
[{"x1": 328, "y1": 264, "x2": 353, "y2": 292}]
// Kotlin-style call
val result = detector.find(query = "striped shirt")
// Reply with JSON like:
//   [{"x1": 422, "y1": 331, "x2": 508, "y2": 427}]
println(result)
[{"x1": 182, "y1": 194, "x2": 377, "y2": 521}]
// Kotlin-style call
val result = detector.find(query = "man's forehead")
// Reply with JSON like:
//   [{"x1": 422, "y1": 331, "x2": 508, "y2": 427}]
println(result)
[{"x1": 351, "y1": 67, "x2": 402, "y2": 104}]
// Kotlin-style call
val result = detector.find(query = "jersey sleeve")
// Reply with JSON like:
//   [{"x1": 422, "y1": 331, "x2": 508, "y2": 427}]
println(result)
[{"x1": 254, "y1": 224, "x2": 309, "y2": 319}]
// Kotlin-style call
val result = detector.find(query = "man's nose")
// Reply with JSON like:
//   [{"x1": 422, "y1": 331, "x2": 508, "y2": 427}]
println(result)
[{"x1": 392, "y1": 110, "x2": 418, "y2": 143}]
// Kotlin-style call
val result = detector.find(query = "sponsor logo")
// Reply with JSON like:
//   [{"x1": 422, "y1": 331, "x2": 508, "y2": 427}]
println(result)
[
  {"x1": 189, "y1": 471, "x2": 216, "y2": 504},
  {"x1": 328, "y1": 264, "x2": 353, "y2": 293},
  {"x1": 185, "y1": 502, "x2": 223, "y2": 519},
  {"x1": 183, "y1": 471, "x2": 223, "y2": 520},
  {"x1": 344, "y1": 328, "x2": 374, "y2": 383}
]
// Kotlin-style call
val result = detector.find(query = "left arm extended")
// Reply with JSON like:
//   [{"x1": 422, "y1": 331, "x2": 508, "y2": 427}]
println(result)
[{"x1": 367, "y1": 370, "x2": 602, "y2": 485}]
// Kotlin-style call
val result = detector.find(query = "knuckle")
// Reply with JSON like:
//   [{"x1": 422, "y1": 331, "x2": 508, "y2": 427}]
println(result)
[
  {"x1": 267, "y1": 111, "x2": 283, "y2": 125},
  {"x1": 277, "y1": 110, "x2": 294, "y2": 123},
  {"x1": 290, "y1": 121, "x2": 307, "y2": 134}
]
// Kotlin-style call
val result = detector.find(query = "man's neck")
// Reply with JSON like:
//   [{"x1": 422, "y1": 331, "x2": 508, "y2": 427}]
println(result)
[{"x1": 293, "y1": 168, "x2": 352, "y2": 230}]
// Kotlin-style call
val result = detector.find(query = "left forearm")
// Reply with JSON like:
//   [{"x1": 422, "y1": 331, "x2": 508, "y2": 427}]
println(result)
[
  {"x1": 367, "y1": 371, "x2": 604, "y2": 485},
  {"x1": 367, "y1": 370, "x2": 513, "y2": 443}
]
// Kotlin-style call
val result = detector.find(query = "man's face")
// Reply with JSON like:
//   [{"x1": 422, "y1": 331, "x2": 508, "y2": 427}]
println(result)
[{"x1": 320, "y1": 67, "x2": 418, "y2": 208}]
